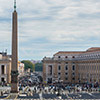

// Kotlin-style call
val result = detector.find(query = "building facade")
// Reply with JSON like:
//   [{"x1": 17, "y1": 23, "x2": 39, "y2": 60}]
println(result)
[
  {"x1": 18, "y1": 61, "x2": 24, "y2": 77},
  {"x1": 43, "y1": 47, "x2": 100, "y2": 84},
  {"x1": 0, "y1": 52, "x2": 25, "y2": 84},
  {"x1": 0, "y1": 52, "x2": 11, "y2": 84}
]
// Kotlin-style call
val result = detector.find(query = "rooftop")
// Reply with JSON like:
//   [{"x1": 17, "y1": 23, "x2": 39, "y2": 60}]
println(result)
[{"x1": 54, "y1": 47, "x2": 100, "y2": 56}]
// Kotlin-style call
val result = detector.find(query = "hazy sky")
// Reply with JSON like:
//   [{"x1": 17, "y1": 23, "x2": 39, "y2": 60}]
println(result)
[{"x1": 0, "y1": 0, "x2": 100, "y2": 60}]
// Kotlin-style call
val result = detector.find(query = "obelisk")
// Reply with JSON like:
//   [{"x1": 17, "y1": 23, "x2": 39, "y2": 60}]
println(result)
[{"x1": 11, "y1": 0, "x2": 18, "y2": 93}]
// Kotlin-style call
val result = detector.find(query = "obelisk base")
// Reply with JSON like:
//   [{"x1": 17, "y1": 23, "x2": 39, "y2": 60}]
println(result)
[
  {"x1": 8, "y1": 93, "x2": 19, "y2": 99},
  {"x1": 11, "y1": 83, "x2": 18, "y2": 93},
  {"x1": 11, "y1": 70, "x2": 19, "y2": 93}
]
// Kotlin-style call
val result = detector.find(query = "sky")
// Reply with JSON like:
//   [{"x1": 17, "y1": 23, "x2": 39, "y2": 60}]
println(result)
[{"x1": 0, "y1": 0, "x2": 100, "y2": 60}]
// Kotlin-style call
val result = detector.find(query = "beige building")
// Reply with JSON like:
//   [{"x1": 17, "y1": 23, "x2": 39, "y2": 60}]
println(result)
[
  {"x1": 0, "y1": 52, "x2": 25, "y2": 84},
  {"x1": 43, "y1": 47, "x2": 100, "y2": 84},
  {"x1": 0, "y1": 52, "x2": 11, "y2": 84},
  {"x1": 18, "y1": 61, "x2": 24, "y2": 77}
]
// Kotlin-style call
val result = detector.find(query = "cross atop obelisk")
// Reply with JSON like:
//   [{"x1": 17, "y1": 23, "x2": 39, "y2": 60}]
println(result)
[
  {"x1": 14, "y1": 0, "x2": 16, "y2": 11},
  {"x1": 11, "y1": 0, "x2": 18, "y2": 93}
]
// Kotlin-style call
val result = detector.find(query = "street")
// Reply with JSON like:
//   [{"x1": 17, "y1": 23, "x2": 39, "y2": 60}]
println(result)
[{"x1": 0, "y1": 86, "x2": 100, "y2": 99}]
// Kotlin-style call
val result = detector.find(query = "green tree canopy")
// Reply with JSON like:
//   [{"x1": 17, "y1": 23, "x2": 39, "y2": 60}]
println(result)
[
  {"x1": 35, "y1": 62, "x2": 43, "y2": 72},
  {"x1": 21, "y1": 60, "x2": 35, "y2": 72}
]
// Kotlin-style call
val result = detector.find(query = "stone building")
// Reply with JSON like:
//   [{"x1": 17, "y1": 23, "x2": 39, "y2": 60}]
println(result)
[
  {"x1": 0, "y1": 52, "x2": 24, "y2": 84},
  {"x1": 18, "y1": 61, "x2": 24, "y2": 77},
  {"x1": 43, "y1": 47, "x2": 100, "y2": 84},
  {"x1": 0, "y1": 52, "x2": 11, "y2": 84}
]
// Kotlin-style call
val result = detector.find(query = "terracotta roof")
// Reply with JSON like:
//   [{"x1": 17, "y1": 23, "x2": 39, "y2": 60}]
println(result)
[
  {"x1": 86, "y1": 47, "x2": 100, "y2": 52},
  {"x1": 54, "y1": 51, "x2": 85, "y2": 56},
  {"x1": 54, "y1": 47, "x2": 100, "y2": 56}
]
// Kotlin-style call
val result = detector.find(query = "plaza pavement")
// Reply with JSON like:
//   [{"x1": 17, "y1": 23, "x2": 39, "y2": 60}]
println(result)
[{"x1": 0, "y1": 86, "x2": 100, "y2": 99}]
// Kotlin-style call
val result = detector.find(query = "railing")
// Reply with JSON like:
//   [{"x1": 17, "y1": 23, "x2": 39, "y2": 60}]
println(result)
[{"x1": 43, "y1": 57, "x2": 100, "y2": 62}]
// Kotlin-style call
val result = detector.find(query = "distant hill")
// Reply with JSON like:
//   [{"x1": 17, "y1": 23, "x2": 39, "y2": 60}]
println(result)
[{"x1": 31, "y1": 60, "x2": 41, "y2": 64}]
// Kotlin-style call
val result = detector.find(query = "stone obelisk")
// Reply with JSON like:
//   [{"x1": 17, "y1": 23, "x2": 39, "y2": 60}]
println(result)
[{"x1": 11, "y1": 0, "x2": 18, "y2": 93}]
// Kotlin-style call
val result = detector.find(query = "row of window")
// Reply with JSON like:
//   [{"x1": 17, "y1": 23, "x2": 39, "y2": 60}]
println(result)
[
  {"x1": 78, "y1": 54, "x2": 100, "y2": 58},
  {"x1": 57, "y1": 62, "x2": 75, "y2": 64},
  {"x1": 79, "y1": 65, "x2": 100, "y2": 70},
  {"x1": 65, "y1": 77, "x2": 75, "y2": 80},
  {"x1": 58, "y1": 65, "x2": 75, "y2": 70},
  {"x1": 58, "y1": 72, "x2": 75, "y2": 76},
  {"x1": 58, "y1": 56, "x2": 75, "y2": 58},
  {"x1": 79, "y1": 73, "x2": 100, "y2": 78},
  {"x1": 57, "y1": 53, "x2": 100, "y2": 60},
  {"x1": 59, "y1": 77, "x2": 75, "y2": 80}
]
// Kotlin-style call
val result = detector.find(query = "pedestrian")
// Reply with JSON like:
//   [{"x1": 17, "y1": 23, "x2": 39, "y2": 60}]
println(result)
[{"x1": 1, "y1": 82, "x2": 3, "y2": 87}]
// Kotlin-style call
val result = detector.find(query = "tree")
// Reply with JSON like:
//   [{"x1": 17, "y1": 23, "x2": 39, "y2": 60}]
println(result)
[
  {"x1": 21, "y1": 60, "x2": 35, "y2": 72},
  {"x1": 35, "y1": 63, "x2": 43, "y2": 71}
]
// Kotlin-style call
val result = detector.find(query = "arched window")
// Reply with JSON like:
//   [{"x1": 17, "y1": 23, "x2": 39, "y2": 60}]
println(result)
[
  {"x1": 72, "y1": 73, "x2": 75, "y2": 76},
  {"x1": 58, "y1": 72, "x2": 61, "y2": 75},
  {"x1": 72, "y1": 65, "x2": 75, "y2": 70},
  {"x1": 65, "y1": 65, "x2": 68, "y2": 70},
  {"x1": 72, "y1": 56, "x2": 75, "y2": 58},
  {"x1": 65, "y1": 73, "x2": 68, "y2": 75},
  {"x1": 65, "y1": 77, "x2": 68, "y2": 80},
  {"x1": 65, "y1": 56, "x2": 68, "y2": 58},
  {"x1": 72, "y1": 77, "x2": 75, "y2": 80},
  {"x1": 58, "y1": 66, "x2": 61, "y2": 70},
  {"x1": 58, "y1": 56, "x2": 61, "y2": 58}
]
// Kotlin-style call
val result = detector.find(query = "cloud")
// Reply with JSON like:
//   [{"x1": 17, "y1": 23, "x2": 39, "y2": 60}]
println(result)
[{"x1": 0, "y1": 0, "x2": 100, "y2": 60}]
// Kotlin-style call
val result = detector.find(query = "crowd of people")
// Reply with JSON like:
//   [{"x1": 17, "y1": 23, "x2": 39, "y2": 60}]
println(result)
[
  {"x1": 19, "y1": 73, "x2": 43, "y2": 88},
  {"x1": 19, "y1": 81, "x2": 100, "y2": 95},
  {"x1": 18, "y1": 73, "x2": 100, "y2": 96}
]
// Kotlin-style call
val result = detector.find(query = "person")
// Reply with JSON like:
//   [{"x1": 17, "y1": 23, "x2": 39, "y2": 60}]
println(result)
[
  {"x1": 1, "y1": 82, "x2": 3, "y2": 87},
  {"x1": 99, "y1": 88, "x2": 100, "y2": 92},
  {"x1": 34, "y1": 87, "x2": 36, "y2": 93},
  {"x1": 39, "y1": 89, "x2": 43, "y2": 100},
  {"x1": 57, "y1": 88, "x2": 60, "y2": 96},
  {"x1": 1, "y1": 91, "x2": 3, "y2": 96}
]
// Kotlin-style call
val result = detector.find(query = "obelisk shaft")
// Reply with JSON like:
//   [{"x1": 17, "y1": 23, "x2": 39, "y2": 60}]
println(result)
[
  {"x1": 11, "y1": 11, "x2": 18, "y2": 93},
  {"x1": 12, "y1": 11, "x2": 18, "y2": 71}
]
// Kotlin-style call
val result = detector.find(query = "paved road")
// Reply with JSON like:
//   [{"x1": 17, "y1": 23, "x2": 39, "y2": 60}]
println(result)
[
  {"x1": 0, "y1": 92, "x2": 100, "y2": 99},
  {"x1": 0, "y1": 86, "x2": 100, "y2": 99},
  {"x1": 17, "y1": 93, "x2": 100, "y2": 99}
]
